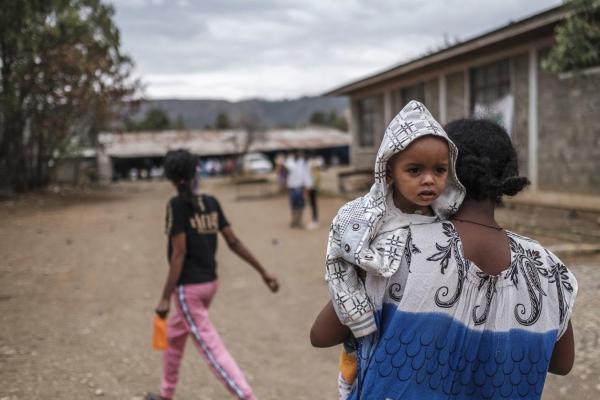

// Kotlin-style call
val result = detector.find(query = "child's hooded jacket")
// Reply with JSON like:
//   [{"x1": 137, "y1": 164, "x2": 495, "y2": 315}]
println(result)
[{"x1": 325, "y1": 101, "x2": 465, "y2": 337}]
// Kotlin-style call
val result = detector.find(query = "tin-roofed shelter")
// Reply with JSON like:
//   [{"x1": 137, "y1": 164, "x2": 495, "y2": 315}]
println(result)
[
  {"x1": 97, "y1": 127, "x2": 350, "y2": 179},
  {"x1": 325, "y1": 5, "x2": 600, "y2": 194}
]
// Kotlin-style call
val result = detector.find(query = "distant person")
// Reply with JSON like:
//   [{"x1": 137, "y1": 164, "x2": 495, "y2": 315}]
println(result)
[
  {"x1": 146, "y1": 149, "x2": 279, "y2": 400},
  {"x1": 306, "y1": 156, "x2": 322, "y2": 230},
  {"x1": 275, "y1": 153, "x2": 288, "y2": 193},
  {"x1": 223, "y1": 158, "x2": 236, "y2": 176},
  {"x1": 285, "y1": 151, "x2": 312, "y2": 228},
  {"x1": 311, "y1": 117, "x2": 577, "y2": 399}
]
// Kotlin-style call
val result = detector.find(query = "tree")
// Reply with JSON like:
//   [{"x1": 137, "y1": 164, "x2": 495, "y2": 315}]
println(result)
[
  {"x1": 0, "y1": 0, "x2": 139, "y2": 192},
  {"x1": 543, "y1": 0, "x2": 600, "y2": 73},
  {"x1": 126, "y1": 107, "x2": 171, "y2": 131},
  {"x1": 214, "y1": 112, "x2": 231, "y2": 130},
  {"x1": 142, "y1": 108, "x2": 170, "y2": 131},
  {"x1": 232, "y1": 113, "x2": 265, "y2": 174},
  {"x1": 309, "y1": 110, "x2": 348, "y2": 132},
  {"x1": 309, "y1": 111, "x2": 326, "y2": 125},
  {"x1": 174, "y1": 114, "x2": 185, "y2": 130},
  {"x1": 327, "y1": 110, "x2": 348, "y2": 131}
]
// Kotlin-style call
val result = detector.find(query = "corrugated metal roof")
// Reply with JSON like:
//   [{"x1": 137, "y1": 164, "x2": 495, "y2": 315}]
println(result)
[{"x1": 98, "y1": 128, "x2": 351, "y2": 158}]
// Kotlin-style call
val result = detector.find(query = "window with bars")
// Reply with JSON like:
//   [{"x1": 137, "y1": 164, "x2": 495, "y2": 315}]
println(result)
[
  {"x1": 357, "y1": 95, "x2": 383, "y2": 147},
  {"x1": 470, "y1": 59, "x2": 511, "y2": 111}
]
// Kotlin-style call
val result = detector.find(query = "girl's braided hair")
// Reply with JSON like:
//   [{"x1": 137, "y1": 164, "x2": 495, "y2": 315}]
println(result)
[
  {"x1": 164, "y1": 149, "x2": 200, "y2": 214},
  {"x1": 445, "y1": 119, "x2": 529, "y2": 203}
]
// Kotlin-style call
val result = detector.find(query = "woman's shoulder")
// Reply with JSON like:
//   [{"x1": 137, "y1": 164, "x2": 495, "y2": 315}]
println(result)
[
  {"x1": 506, "y1": 230, "x2": 541, "y2": 246},
  {"x1": 505, "y1": 230, "x2": 559, "y2": 270},
  {"x1": 506, "y1": 230, "x2": 577, "y2": 282}
]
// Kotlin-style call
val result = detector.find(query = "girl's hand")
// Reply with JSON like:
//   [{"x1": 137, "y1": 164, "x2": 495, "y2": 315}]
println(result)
[
  {"x1": 262, "y1": 272, "x2": 280, "y2": 293},
  {"x1": 155, "y1": 298, "x2": 170, "y2": 319}
]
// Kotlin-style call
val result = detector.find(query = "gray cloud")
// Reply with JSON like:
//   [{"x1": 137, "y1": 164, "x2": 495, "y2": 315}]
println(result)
[{"x1": 110, "y1": 0, "x2": 561, "y2": 99}]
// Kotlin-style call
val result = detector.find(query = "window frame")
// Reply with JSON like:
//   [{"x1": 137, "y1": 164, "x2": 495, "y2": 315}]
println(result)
[
  {"x1": 356, "y1": 95, "x2": 383, "y2": 148},
  {"x1": 469, "y1": 59, "x2": 511, "y2": 112}
]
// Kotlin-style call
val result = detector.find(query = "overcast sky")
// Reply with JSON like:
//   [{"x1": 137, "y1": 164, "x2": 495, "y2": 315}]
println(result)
[{"x1": 110, "y1": 0, "x2": 561, "y2": 101}]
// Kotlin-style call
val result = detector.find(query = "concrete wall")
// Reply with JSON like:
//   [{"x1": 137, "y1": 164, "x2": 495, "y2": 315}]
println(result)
[
  {"x1": 511, "y1": 53, "x2": 530, "y2": 176},
  {"x1": 352, "y1": 150, "x2": 377, "y2": 171},
  {"x1": 536, "y1": 48, "x2": 600, "y2": 193},
  {"x1": 53, "y1": 158, "x2": 98, "y2": 185},
  {"x1": 446, "y1": 72, "x2": 466, "y2": 121},
  {"x1": 424, "y1": 78, "x2": 440, "y2": 121}
]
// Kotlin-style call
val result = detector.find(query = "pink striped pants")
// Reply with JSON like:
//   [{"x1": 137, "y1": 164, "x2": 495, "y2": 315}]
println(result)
[{"x1": 160, "y1": 282, "x2": 255, "y2": 400}]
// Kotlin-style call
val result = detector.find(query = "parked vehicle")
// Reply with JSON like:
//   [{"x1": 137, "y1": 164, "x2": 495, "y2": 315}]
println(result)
[{"x1": 242, "y1": 153, "x2": 273, "y2": 174}]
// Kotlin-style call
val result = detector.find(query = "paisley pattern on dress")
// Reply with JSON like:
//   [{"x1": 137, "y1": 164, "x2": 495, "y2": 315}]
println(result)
[
  {"x1": 425, "y1": 225, "x2": 576, "y2": 328},
  {"x1": 427, "y1": 223, "x2": 470, "y2": 308},
  {"x1": 403, "y1": 232, "x2": 421, "y2": 273},
  {"x1": 505, "y1": 236, "x2": 546, "y2": 326},
  {"x1": 472, "y1": 272, "x2": 499, "y2": 326},
  {"x1": 540, "y1": 249, "x2": 574, "y2": 326}
]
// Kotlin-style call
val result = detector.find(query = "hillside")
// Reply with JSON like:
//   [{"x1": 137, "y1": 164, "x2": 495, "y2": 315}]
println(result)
[{"x1": 124, "y1": 96, "x2": 348, "y2": 129}]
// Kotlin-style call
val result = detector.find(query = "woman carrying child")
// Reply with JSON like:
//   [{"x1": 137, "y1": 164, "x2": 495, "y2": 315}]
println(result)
[{"x1": 312, "y1": 116, "x2": 577, "y2": 399}]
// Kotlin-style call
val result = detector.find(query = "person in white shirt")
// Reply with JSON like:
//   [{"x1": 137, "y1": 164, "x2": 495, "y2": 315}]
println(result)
[{"x1": 285, "y1": 151, "x2": 312, "y2": 228}]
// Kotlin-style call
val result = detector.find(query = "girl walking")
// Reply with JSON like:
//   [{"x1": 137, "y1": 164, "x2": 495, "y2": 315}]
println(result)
[{"x1": 148, "y1": 149, "x2": 279, "y2": 400}]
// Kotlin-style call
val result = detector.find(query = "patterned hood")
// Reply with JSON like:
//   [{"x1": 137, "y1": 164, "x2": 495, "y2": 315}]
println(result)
[
  {"x1": 372, "y1": 100, "x2": 464, "y2": 219},
  {"x1": 341, "y1": 100, "x2": 465, "y2": 276}
]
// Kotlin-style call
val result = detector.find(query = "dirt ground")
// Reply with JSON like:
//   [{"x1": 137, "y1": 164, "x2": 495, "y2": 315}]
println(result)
[{"x1": 0, "y1": 180, "x2": 598, "y2": 400}]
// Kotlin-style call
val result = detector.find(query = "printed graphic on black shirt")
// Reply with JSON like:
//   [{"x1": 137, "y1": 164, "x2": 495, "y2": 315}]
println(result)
[{"x1": 165, "y1": 194, "x2": 229, "y2": 285}]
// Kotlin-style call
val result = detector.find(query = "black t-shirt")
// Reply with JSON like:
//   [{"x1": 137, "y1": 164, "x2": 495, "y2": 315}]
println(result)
[{"x1": 165, "y1": 194, "x2": 229, "y2": 285}]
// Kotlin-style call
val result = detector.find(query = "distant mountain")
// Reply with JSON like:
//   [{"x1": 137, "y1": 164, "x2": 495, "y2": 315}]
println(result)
[{"x1": 122, "y1": 96, "x2": 349, "y2": 130}]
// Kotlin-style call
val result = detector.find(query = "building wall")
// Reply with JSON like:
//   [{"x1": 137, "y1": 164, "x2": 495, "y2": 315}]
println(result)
[
  {"x1": 537, "y1": 48, "x2": 600, "y2": 193},
  {"x1": 348, "y1": 48, "x2": 600, "y2": 194},
  {"x1": 350, "y1": 97, "x2": 381, "y2": 170},
  {"x1": 511, "y1": 53, "x2": 530, "y2": 176},
  {"x1": 53, "y1": 158, "x2": 97, "y2": 185},
  {"x1": 424, "y1": 78, "x2": 440, "y2": 121},
  {"x1": 446, "y1": 72, "x2": 466, "y2": 121},
  {"x1": 352, "y1": 150, "x2": 377, "y2": 171}
]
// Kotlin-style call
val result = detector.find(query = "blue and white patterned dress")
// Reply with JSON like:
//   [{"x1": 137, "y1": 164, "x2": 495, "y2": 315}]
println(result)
[{"x1": 351, "y1": 221, "x2": 577, "y2": 400}]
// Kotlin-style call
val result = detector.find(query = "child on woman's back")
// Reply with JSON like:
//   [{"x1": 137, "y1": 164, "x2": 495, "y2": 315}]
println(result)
[{"x1": 321, "y1": 101, "x2": 465, "y2": 397}]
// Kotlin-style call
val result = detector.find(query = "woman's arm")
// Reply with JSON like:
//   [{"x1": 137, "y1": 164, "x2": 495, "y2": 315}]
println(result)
[
  {"x1": 155, "y1": 232, "x2": 186, "y2": 318},
  {"x1": 548, "y1": 320, "x2": 575, "y2": 375},
  {"x1": 220, "y1": 226, "x2": 279, "y2": 292},
  {"x1": 310, "y1": 300, "x2": 351, "y2": 348}
]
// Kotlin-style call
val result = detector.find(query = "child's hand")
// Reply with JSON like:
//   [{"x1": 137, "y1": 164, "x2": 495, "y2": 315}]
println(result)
[
  {"x1": 155, "y1": 298, "x2": 170, "y2": 319},
  {"x1": 262, "y1": 272, "x2": 280, "y2": 293}
]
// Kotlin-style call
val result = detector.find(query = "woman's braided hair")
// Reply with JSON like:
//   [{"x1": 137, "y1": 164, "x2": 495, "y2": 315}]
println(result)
[
  {"x1": 164, "y1": 149, "x2": 200, "y2": 214},
  {"x1": 445, "y1": 119, "x2": 529, "y2": 203}
]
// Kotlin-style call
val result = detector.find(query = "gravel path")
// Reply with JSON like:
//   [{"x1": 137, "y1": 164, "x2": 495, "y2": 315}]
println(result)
[{"x1": 0, "y1": 180, "x2": 597, "y2": 399}]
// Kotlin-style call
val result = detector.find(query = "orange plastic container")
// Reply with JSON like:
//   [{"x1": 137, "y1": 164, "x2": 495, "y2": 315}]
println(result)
[
  {"x1": 153, "y1": 315, "x2": 168, "y2": 351},
  {"x1": 339, "y1": 349, "x2": 358, "y2": 384}
]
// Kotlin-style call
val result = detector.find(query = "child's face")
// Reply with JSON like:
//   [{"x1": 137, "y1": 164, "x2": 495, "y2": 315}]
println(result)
[{"x1": 387, "y1": 136, "x2": 449, "y2": 213}]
